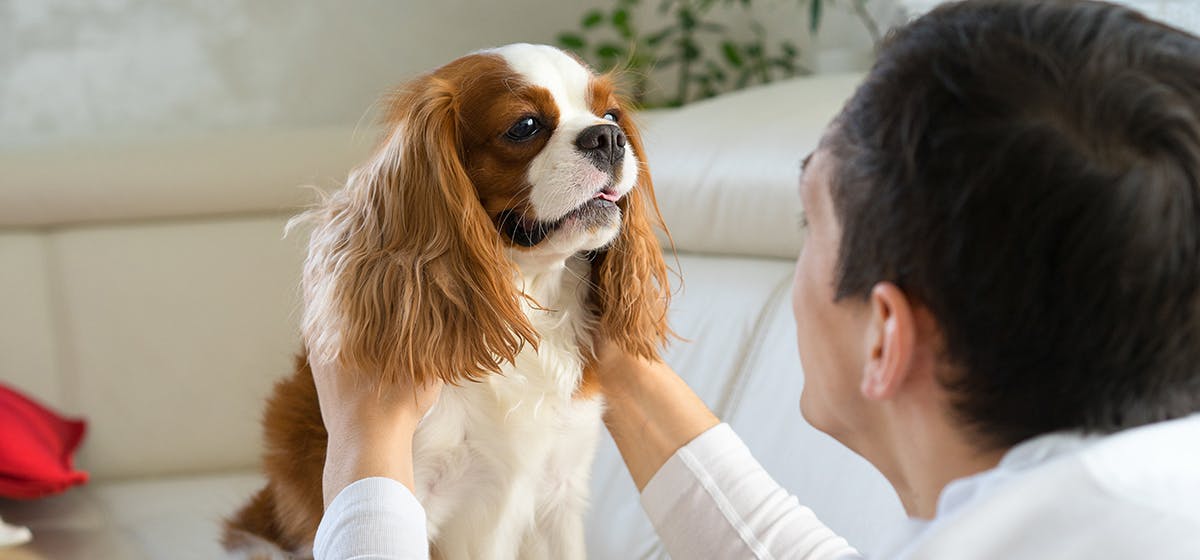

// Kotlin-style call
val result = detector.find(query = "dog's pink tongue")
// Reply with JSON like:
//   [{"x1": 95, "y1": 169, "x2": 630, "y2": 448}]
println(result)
[{"x1": 595, "y1": 190, "x2": 620, "y2": 202}]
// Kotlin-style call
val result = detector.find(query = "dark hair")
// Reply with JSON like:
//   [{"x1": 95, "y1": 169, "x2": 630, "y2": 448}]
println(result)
[{"x1": 828, "y1": 0, "x2": 1200, "y2": 449}]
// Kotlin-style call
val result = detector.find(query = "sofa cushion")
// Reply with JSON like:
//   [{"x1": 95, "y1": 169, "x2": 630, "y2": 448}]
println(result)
[
  {"x1": 49, "y1": 217, "x2": 306, "y2": 480},
  {"x1": 88, "y1": 472, "x2": 264, "y2": 560},
  {"x1": 0, "y1": 233, "x2": 62, "y2": 411},
  {"x1": 641, "y1": 73, "x2": 863, "y2": 259}
]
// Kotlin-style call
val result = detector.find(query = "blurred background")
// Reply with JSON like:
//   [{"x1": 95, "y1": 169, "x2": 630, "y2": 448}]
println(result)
[
  {"x1": 1, "y1": 1, "x2": 1198, "y2": 559},
  {"x1": 4, "y1": 0, "x2": 1194, "y2": 151},
  {"x1": 1, "y1": 0, "x2": 900, "y2": 151}
]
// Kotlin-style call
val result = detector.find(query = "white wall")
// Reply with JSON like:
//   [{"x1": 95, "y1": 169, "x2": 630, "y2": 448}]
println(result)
[
  {"x1": 0, "y1": 0, "x2": 613, "y2": 149},
  {"x1": 0, "y1": 0, "x2": 891, "y2": 150},
  {"x1": 8, "y1": 1, "x2": 1192, "y2": 152}
]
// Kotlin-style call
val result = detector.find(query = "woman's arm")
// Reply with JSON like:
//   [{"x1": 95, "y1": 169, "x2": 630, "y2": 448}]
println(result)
[
  {"x1": 596, "y1": 342, "x2": 862, "y2": 560},
  {"x1": 594, "y1": 343, "x2": 721, "y2": 491},
  {"x1": 310, "y1": 358, "x2": 442, "y2": 506},
  {"x1": 310, "y1": 358, "x2": 442, "y2": 560}
]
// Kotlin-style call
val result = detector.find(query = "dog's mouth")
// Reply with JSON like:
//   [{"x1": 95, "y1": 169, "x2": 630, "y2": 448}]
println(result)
[
  {"x1": 499, "y1": 190, "x2": 620, "y2": 247},
  {"x1": 593, "y1": 187, "x2": 620, "y2": 203}
]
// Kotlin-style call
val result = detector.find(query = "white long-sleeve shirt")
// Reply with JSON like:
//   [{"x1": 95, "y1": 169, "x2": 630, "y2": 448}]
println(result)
[{"x1": 314, "y1": 414, "x2": 1200, "y2": 559}]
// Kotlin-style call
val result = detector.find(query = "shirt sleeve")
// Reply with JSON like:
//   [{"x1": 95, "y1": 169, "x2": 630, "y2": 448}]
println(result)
[
  {"x1": 640, "y1": 423, "x2": 863, "y2": 560},
  {"x1": 314, "y1": 477, "x2": 430, "y2": 560}
]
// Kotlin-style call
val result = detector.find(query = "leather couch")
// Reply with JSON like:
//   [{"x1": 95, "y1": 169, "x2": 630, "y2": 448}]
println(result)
[{"x1": 0, "y1": 73, "x2": 906, "y2": 559}]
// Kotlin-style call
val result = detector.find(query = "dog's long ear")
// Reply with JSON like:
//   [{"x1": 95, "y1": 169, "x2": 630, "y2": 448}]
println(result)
[
  {"x1": 299, "y1": 75, "x2": 537, "y2": 387},
  {"x1": 593, "y1": 96, "x2": 674, "y2": 360}
]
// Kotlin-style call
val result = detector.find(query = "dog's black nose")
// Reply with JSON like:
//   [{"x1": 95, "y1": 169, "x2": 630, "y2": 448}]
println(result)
[{"x1": 575, "y1": 124, "x2": 626, "y2": 171}]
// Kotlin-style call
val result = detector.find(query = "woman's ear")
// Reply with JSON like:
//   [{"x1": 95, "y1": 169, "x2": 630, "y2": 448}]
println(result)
[
  {"x1": 298, "y1": 76, "x2": 538, "y2": 388},
  {"x1": 592, "y1": 98, "x2": 674, "y2": 361},
  {"x1": 861, "y1": 282, "x2": 917, "y2": 401}
]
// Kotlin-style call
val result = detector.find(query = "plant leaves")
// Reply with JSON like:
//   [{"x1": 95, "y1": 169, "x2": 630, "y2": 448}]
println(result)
[
  {"x1": 582, "y1": 10, "x2": 604, "y2": 28},
  {"x1": 597, "y1": 43, "x2": 624, "y2": 59},
  {"x1": 721, "y1": 41, "x2": 744, "y2": 67},
  {"x1": 614, "y1": 8, "x2": 633, "y2": 39},
  {"x1": 705, "y1": 60, "x2": 727, "y2": 82},
  {"x1": 681, "y1": 37, "x2": 701, "y2": 61},
  {"x1": 646, "y1": 26, "x2": 676, "y2": 46},
  {"x1": 679, "y1": 7, "x2": 697, "y2": 31},
  {"x1": 555, "y1": 0, "x2": 846, "y2": 108},
  {"x1": 558, "y1": 32, "x2": 586, "y2": 50},
  {"x1": 612, "y1": 8, "x2": 629, "y2": 27}
]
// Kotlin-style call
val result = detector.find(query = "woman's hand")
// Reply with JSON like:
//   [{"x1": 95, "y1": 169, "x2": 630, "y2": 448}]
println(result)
[
  {"x1": 311, "y1": 356, "x2": 443, "y2": 507},
  {"x1": 593, "y1": 337, "x2": 720, "y2": 491}
]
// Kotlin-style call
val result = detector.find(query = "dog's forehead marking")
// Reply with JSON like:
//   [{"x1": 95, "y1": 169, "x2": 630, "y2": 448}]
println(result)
[{"x1": 488, "y1": 43, "x2": 593, "y2": 117}]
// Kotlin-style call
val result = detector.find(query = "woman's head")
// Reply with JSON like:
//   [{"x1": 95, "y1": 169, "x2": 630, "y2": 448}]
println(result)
[{"x1": 796, "y1": 0, "x2": 1200, "y2": 450}]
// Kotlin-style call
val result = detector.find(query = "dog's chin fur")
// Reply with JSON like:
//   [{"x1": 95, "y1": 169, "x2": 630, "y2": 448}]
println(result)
[
  {"x1": 222, "y1": 44, "x2": 671, "y2": 560},
  {"x1": 501, "y1": 198, "x2": 621, "y2": 250}
]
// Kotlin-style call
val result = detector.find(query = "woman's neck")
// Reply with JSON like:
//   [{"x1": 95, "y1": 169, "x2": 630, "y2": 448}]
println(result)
[{"x1": 872, "y1": 402, "x2": 1009, "y2": 519}]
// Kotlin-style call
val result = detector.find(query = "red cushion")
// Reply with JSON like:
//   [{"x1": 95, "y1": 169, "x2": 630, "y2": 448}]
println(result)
[{"x1": 0, "y1": 384, "x2": 88, "y2": 499}]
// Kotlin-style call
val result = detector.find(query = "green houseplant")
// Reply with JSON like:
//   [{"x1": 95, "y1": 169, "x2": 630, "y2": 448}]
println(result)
[{"x1": 558, "y1": 0, "x2": 883, "y2": 107}]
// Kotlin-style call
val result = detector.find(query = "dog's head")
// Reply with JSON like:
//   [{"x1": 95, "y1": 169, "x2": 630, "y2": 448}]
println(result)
[{"x1": 300, "y1": 44, "x2": 671, "y2": 386}]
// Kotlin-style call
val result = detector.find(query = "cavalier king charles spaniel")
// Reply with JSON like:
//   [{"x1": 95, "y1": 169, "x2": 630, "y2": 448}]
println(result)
[{"x1": 222, "y1": 43, "x2": 671, "y2": 559}]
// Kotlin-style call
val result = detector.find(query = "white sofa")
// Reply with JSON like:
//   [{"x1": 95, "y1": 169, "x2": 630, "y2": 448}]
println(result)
[{"x1": 0, "y1": 73, "x2": 906, "y2": 559}]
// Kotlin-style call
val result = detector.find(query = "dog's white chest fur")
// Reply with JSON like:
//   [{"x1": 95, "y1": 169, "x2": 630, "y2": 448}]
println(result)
[{"x1": 411, "y1": 255, "x2": 603, "y2": 560}]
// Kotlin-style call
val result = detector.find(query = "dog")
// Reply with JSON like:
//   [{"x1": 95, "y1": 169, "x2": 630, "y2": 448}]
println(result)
[{"x1": 221, "y1": 43, "x2": 672, "y2": 559}]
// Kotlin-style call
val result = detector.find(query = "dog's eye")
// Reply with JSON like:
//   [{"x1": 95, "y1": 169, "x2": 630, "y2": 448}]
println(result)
[
  {"x1": 603, "y1": 111, "x2": 619, "y2": 122},
  {"x1": 506, "y1": 117, "x2": 540, "y2": 141}
]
